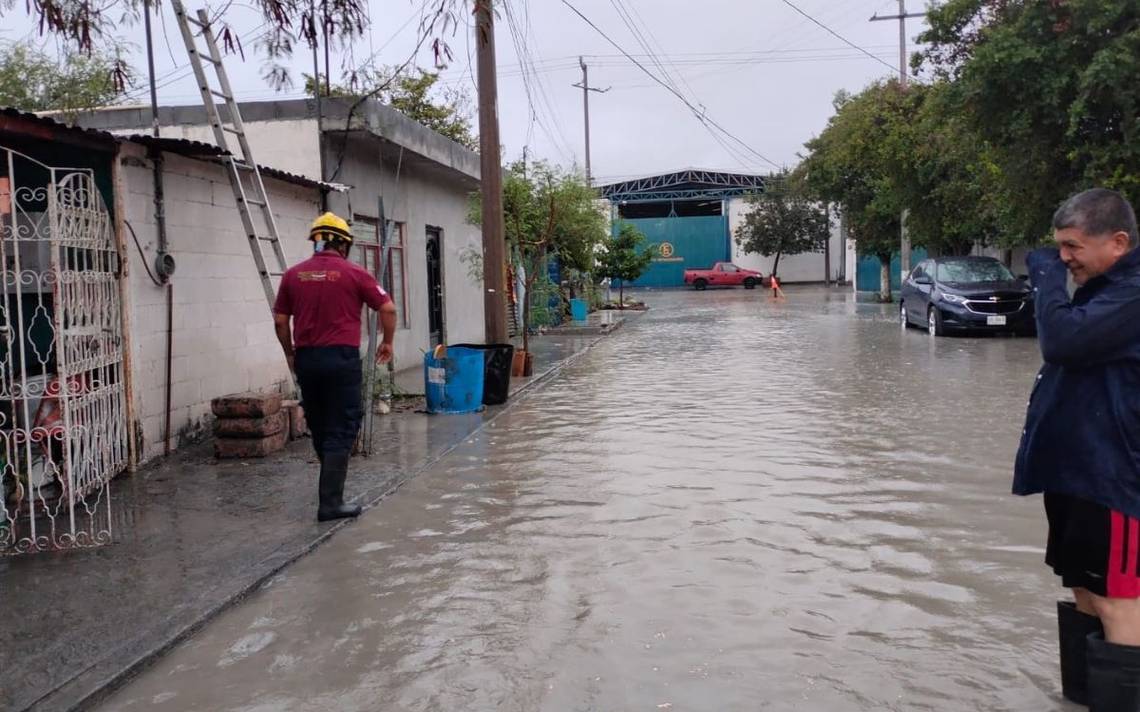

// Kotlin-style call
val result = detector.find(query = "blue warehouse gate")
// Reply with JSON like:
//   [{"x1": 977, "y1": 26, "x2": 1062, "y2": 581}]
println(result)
[{"x1": 617, "y1": 215, "x2": 730, "y2": 288}]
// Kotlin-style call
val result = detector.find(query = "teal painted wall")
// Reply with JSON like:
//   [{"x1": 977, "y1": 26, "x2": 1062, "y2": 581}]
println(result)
[
  {"x1": 617, "y1": 215, "x2": 729, "y2": 288},
  {"x1": 855, "y1": 248, "x2": 928, "y2": 293}
]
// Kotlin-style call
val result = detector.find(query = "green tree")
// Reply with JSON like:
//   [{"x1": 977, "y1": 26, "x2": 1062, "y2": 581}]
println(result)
[
  {"x1": 306, "y1": 66, "x2": 477, "y2": 149},
  {"x1": 801, "y1": 78, "x2": 1005, "y2": 298},
  {"x1": 895, "y1": 82, "x2": 1005, "y2": 254},
  {"x1": 0, "y1": 43, "x2": 130, "y2": 120},
  {"x1": 597, "y1": 222, "x2": 654, "y2": 308},
  {"x1": 469, "y1": 160, "x2": 607, "y2": 351},
  {"x1": 735, "y1": 172, "x2": 830, "y2": 277},
  {"x1": 918, "y1": 0, "x2": 1140, "y2": 241},
  {"x1": 802, "y1": 84, "x2": 908, "y2": 301}
]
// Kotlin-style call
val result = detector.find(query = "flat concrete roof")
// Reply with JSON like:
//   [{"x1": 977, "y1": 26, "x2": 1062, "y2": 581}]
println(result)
[{"x1": 75, "y1": 98, "x2": 481, "y2": 183}]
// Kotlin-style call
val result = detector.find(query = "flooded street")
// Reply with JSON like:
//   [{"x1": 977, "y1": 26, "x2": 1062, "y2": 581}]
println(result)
[{"x1": 100, "y1": 288, "x2": 1062, "y2": 712}]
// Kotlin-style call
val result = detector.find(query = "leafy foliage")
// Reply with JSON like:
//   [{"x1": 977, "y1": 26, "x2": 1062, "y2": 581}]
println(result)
[
  {"x1": 468, "y1": 160, "x2": 608, "y2": 347},
  {"x1": 917, "y1": 0, "x2": 1140, "y2": 240},
  {"x1": 0, "y1": 43, "x2": 130, "y2": 119},
  {"x1": 802, "y1": 0, "x2": 1140, "y2": 298},
  {"x1": 2, "y1": 0, "x2": 470, "y2": 93},
  {"x1": 597, "y1": 222, "x2": 654, "y2": 307},
  {"x1": 801, "y1": 83, "x2": 907, "y2": 298},
  {"x1": 734, "y1": 171, "x2": 829, "y2": 277}
]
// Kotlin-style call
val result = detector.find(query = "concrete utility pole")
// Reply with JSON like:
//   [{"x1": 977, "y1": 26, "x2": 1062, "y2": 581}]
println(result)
[
  {"x1": 871, "y1": 0, "x2": 926, "y2": 285},
  {"x1": 573, "y1": 57, "x2": 609, "y2": 185},
  {"x1": 824, "y1": 203, "x2": 832, "y2": 286},
  {"x1": 475, "y1": 0, "x2": 509, "y2": 344}
]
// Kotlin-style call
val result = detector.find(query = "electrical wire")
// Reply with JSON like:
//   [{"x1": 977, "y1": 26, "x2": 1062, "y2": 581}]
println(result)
[
  {"x1": 778, "y1": 0, "x2": 904, "y2": 77},
  {"x1": 507, "y1": 0, "x2": 577, "y2": 162},
  {"x1": 604, "y1": 0, "x2": 755, "y2": 170},
  {"x1": 560, "y1": 0, "x2": 781, "y2": 171},
  {"x1": 125, "y1": 220, "x2": 165, "y2": 287},
  {"x1": 501, "y1": 0, "x2": 576, "y2": 163}
]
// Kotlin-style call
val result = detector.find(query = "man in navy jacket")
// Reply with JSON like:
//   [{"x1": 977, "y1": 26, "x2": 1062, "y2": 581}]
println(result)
[{"x1": 1015, "y1": 188, "x2": 1140, "y2": 710}]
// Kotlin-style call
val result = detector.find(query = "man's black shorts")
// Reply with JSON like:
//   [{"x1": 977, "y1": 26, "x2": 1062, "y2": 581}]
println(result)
[{"x1": 1045, "y1": 493, "x2": 1140, "y2": 598}]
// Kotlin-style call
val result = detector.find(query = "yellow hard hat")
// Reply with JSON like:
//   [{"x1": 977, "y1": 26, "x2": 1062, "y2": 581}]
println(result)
[{"x1": 309, "y1": 212, "x2": 353, "y2": 243}]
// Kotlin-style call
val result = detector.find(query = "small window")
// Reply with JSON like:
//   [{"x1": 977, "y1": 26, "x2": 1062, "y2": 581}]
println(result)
[
  {"x1": 351, "y1": 216, "x2": 408, "y2": 329},
  {"x1": 720, "y1": 264, "x2": 739, "y2": 273},
  {"x1": 386, "y1": 222, "x2": 409, "y2": 329}
]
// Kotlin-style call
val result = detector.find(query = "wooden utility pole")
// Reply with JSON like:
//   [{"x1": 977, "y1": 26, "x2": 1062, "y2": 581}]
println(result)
[
  {"x1": 871, "y1": 0, "x2": 926, "y2": 285},
  {"x1": 573, "y1": 57, "x2": 609, "y2": 185},
  {"x1": 476, "y1": 0, "x2": 509, "y2": 344}
]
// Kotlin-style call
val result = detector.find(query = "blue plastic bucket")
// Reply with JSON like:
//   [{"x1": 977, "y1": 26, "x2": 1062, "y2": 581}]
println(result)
[
  {"x1": 424, "y1": 347, "x2": 485, "y2": 414},
  {"x1": 570, "y1": 298, "x2": 588, "y2": 322}
]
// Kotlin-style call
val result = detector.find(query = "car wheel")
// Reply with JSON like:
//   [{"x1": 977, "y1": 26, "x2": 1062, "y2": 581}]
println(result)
[
  {"x1": 928, "y1": 306, "x2": 944, "y2": 337},
  {"x1": 694, "y1": 279, "x2": 708, "y2": 291},
  {"x1": 900, "y1": 302, "x2": 909, "y2": 329},
  {"x1": 743, "y1": 277, "x2": 757, "y2": 290}
]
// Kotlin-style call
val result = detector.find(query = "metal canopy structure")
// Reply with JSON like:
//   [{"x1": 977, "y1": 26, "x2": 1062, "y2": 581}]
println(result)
[{"x1": 596, "y1": 168, "x2": 770, "y2": 203}]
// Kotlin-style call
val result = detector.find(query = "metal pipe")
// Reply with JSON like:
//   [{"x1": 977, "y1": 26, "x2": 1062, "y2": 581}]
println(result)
[{"x1": 164, "y1": 283, "x2": 173, "y2": 456}]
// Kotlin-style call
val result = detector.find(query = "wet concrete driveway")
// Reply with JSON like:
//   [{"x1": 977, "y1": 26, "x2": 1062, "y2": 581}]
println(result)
[{"x1": 99, "y1": 288, "x2": 1063, "y2": 711}]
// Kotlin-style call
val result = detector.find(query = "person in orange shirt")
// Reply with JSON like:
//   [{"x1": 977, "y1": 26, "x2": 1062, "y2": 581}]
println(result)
[{"x1": 770, "y1": 273, "x2": 786, "y2": 300}]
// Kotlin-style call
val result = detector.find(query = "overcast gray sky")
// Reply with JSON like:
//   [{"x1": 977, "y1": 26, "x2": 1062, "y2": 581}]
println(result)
[{"x1": 3, "y1": 0, "x2": 930, "y2": 182}]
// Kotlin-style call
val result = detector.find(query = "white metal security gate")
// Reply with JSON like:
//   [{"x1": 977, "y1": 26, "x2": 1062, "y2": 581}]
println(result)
[{"x1": 0, "y1": 146, "x2": 128, "y2": 554}]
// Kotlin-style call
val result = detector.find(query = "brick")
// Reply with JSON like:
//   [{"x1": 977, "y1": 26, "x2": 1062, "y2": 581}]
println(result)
[
  {"x1": 211, "y1": 391, "x2": 282, "y2": 418},
  {"x1": 214, "y1": 428, "x2": 288, "y2": 458},
  {"x1": 213, "y1": 410, "x2": 286, "y2": 438}
]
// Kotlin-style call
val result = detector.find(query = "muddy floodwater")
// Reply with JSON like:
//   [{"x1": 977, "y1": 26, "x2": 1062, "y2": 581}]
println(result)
[{"x1": 100, "y1": 288, "x2": 1065, "y2": 712}]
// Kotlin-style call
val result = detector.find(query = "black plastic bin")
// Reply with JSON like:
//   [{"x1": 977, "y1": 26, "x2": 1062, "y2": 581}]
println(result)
[{"x1": 450, "y1": 343, "x2": 516, "y2": 405}]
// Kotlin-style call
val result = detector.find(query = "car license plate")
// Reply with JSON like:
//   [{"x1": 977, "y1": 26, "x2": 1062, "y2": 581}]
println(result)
[{"x1": 987, "y1": 315, "x2": 1007, "y2": 326}]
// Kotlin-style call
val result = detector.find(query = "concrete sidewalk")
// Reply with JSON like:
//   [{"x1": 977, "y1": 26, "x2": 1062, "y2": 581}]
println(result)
[{"x1": 0, "y1": 332, "x2": 608, "y2": 712}]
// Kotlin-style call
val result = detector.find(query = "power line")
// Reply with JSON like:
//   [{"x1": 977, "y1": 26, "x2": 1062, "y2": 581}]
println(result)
[
  {"x1": 622, "y1": 0, "x2": 700, "y2": 101},
  {"x1": 560, "y1": 0, "x2": 781, "y2": 171},
  {"x1": 513, "y1": 1, "x2": 577, "y2": 162},
  {"x1": 502, "y1": 0, "x2": 576, "y2": 163},
  {"x1": 606, "y1": 0, "x2": 784, "y2": 170},
  {"x1": 778, "y1": 0, "x2": 904, "y2": 77}
]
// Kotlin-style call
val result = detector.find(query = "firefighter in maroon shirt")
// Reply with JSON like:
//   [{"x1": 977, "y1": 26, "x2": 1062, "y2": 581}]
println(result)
[{"x1": 273, "y1": 213, "x2": 397, "y2": 521}]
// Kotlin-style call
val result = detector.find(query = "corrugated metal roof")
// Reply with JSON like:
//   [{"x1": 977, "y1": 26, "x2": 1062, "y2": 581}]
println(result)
[
  {"x1": 0, "y1": 106, "x2": 118, "y2": 145},
  {"x1": 1, "y1": 107, "x2": 345, "y2": 191}
]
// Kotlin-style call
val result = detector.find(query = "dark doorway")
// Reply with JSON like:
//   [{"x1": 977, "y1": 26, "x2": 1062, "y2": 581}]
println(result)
[{"x1": 426, "y1": 227, "x2": 444, "y2": 347}]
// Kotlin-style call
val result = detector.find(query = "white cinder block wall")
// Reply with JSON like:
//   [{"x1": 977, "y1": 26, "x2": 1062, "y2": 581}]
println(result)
[
  {"x1": 153, "y1": 120, "x2": 485, "y2": 365},
  {"x1": 728, "y1": 197, "x2": 845, "y2": 283},
  {"x1": 119, "y1": 143, "x2": 320, "y2": 463}
]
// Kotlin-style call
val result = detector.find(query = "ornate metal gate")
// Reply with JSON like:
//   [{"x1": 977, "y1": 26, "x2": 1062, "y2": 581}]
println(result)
[{"x1": 0, "y1": 146, "x2": 128, "y2": 554}]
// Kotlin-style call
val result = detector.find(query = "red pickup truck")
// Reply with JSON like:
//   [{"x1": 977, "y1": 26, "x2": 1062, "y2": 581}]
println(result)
[{"x1": 683, "y1": 262, "x2": 764, "y2": 290}]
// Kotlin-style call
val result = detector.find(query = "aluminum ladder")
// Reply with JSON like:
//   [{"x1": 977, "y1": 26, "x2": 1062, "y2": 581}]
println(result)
[{"x1": 171, "y1": 0, "x2": 289, "y2": 312}]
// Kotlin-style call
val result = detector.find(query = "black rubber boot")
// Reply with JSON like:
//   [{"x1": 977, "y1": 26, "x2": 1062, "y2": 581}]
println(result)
[
  {"x1": 1059, "y1": 600, "x2": 1103, "y2": 705},
  {"x1": 317, "y1": 452, "x2": 361, "y2": 522},
  {"x1": 1087, "y1": 632, "x2": 1140, "y2": 712}
]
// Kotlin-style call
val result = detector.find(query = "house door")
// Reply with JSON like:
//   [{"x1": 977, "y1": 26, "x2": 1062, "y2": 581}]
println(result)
[
  {"x1": 1, "y1": 148, "x2": 127, "y2": 555},
  {"x1": 425, "y1": 227, "x2": 444, "y2": 347}
]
